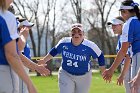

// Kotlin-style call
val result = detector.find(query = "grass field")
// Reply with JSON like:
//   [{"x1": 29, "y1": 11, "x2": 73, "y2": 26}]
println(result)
[{"x1": 31, "y1": 72, "x2": 125, "y2": 93}]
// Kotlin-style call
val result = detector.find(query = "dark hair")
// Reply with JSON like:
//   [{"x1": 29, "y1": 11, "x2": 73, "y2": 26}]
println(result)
[
  {"x1": 0, "y1": 0, "x2": 6, "y2": 12},
  {"x1": 8, "y1": 5, "x2": 15, "y2": 14},
  {"x1": 121, "y1": 0, "x2": 140, "y2": 20},
  {"x1": 16, "y1": 17, "x2": 26, "y2": 22}
]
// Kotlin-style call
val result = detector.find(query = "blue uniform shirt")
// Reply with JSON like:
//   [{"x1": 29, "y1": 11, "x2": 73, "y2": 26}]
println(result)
[
  {"x1": 49, "y1": 37, "x2": 105, "y2": 75},
  {"x1": 22, "y1": 43, "x2": 31, "y2": 59},
  {"x1": 0, "y1": 10, "x2": 19, "y2": 65},
  {"x1": 121, "y1": 16, "x2": 140, "y2": 55},
  {"x1": 116, "y1": 36, "x2": 133, "y2": 64}
]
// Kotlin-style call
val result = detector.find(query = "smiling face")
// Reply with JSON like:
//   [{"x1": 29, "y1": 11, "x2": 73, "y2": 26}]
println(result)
[
  {"x1": 119, "y1": 0, "x2": 137, "y2": 21},
  {"x1": 111, "y1": 24, "x2": 123, "y2": 35},
  {"x1": 71, "y1": 28, "x2": 84, "y2": 46},
  {"x1": 120, "y1": 9, "x2": 132, "y2": 21},
  {"x1": 107, "y1": 16, "x2": 125, "y2": 35}
]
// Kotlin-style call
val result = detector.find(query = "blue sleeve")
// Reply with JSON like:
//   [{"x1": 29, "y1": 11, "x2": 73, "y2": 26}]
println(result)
[
  {"x1": 97, "y1": 53, "x2": 105, "y2": 66},
  {"x1": 0, "y1": 15, "x2": 19, "y2": 46},
  {"x1": 49, "y1": 47, "x2": 58, "y2": 57},
  {"x1": 49, "y1": 38, "x2": 65, "y2": 56},
  {"x1": 128, "y1": 22, "x2": 134, "y2": 43},
  {"x1": 0, "y1": 18, "x2": 12, "y2": 46}
]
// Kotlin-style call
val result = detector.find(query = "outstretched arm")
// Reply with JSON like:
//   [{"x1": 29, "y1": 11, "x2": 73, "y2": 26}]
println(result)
[
  {"x1": 117, "y1": 55, "x2": 131, "y2": 86},
  {"x1": 103, "y1": 42, "x2": 130, "y2": 82},
  {"x1": 38, "y1": 47, "x2": 58, "y2": 64},
  {"x1": 19, "y1": 52, "x2": 50, "y2": 76},
  {"x1": 5, "y1": 40, "x2": 37, "y2": 93}
]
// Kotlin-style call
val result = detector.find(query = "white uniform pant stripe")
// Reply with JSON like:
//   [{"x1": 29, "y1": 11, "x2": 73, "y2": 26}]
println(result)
[
  {"x1": 19, "y1": 67, "x2": 29, "y2": 93},
  {"x1": 132, "y1": 52, "x2": 140, "y2": 93},
  {"x1": 122, "y1": 64, "x2": 131, "y2": 93}
]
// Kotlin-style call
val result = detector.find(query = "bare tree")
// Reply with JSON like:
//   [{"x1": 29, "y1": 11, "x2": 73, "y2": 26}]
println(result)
[
  {"x1": 51, "y1": 0, "x2": 57, "y2": 48},
  {"x1": 13, "y1": 0, "x2": 37, "y2": 56},
  {"x1": 87, "y1": 0, "x2": 117, "y2": 55},
  {"x1": 45, "y1": 0, "x2": 51, "y2": 54},
  {"x1": 13, "y1": 0, "x2": 53, "y2": 56},
  {"x1": 70, "y1": 0, "x2": 82, "y2": 23}
]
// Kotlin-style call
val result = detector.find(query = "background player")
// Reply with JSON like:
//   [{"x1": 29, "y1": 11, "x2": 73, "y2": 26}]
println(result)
[
  {"x1": 103, "y1": 1, "x2": 140, "y2": 92},
  {"x1": 107, "y1": 16, "x2": 132, "y2": 93},
  {"x1": 17, "y1": 19, "x2": 35, "y2": 93},
  {"x1": 0, "y1": 0, "x2": 37, "y2": 93},
  {"x1": 8, "y1": 5, "x2": 50, "y2": 76},
  {"x1": 38, "y1": 23, "x2": 106, "y2": 93},
  {"x1": 7, "y1": 4, "x2": 50, "y2": 93}
]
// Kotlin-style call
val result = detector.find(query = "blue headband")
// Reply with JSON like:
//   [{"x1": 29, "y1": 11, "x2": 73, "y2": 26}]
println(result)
[{"x1": 131, "y1": 2, "x2": 139, "y2": 7}]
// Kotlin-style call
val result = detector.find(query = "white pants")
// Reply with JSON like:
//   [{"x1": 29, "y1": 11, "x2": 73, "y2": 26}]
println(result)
[
  {"x1": 121, "y1": 64, "x2": 131, "y2": 93},
  {"x1": 131, "y1": 52, "x2": 140, "y2": 93},
  {"x1": 58, "y1": 68, "x2": 92, "y2": 93},
  {"x1": 19, "y1": 67, "x2": 29, "y2": 93},
  {"x1": 0, "y1": 65, "x2": 19, "y2": 93}
]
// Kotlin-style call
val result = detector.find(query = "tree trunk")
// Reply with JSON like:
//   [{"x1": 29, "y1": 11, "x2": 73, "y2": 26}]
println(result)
[{"x1": 29, "y1": 30, "x2": 37, "y2": 56}]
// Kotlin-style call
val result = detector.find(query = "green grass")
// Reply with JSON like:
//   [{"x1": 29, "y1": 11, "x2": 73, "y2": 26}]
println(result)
[{"x1": 31, "y1": 72, "x2": 125, "y2": 93}]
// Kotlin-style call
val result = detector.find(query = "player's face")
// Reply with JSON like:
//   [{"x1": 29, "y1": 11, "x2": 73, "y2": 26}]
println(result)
[
  {"x1": 19, "y1": 26, "x2": 31, "y2": 34},
  {"x1": 120, "y1": 9, "x2": 131, "y2": 21},
  {"x1": 71, "y1": 28, "x2": 84, "y2": 45},
  {"x1": 111, "y1": 24, "x2": 122, "y2": 35}
]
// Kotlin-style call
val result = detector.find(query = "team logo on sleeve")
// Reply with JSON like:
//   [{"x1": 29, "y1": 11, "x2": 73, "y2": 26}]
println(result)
[
  {"x1": 63, "y1": 46, "x2": 68, "y2": 50},
  {"x1": 82, "y1": 49, "x2": 86, "y2": 51}
]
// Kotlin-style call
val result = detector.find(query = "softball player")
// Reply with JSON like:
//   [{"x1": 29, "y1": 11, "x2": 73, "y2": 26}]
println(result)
[
  {"x1": 8, "y1": 7, "x2": 50, "y2": 93},
  {"x1": 107, "y1": 16, "x2": 132, "y2": 93},
  {"x1": 18, "y1": 20, "x2": 34, "y2": 93},
  {"x1": 103, "y1": 1, "x2": 140, "y2": 92},
  {"x1": 0, "y1": 0, "x2": 37, "y2": 93},
  {"x1": 38, "y1": 23, "x2": 106, "y2": 93}
]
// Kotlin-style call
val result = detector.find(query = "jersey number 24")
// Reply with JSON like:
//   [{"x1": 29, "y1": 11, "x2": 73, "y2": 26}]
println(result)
[{"x1": 67, "y1": 60, "x2": 78, "y2": 67}]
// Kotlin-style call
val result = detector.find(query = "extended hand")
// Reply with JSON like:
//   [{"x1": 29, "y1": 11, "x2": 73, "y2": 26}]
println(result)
[
  {"x1": 35, "y1": 64, "x2": 50, "y2": 76},
  {"x1": 37, "y1": 59, "x2": 46, "y2": 65},
  {"x1": 129, "y1": 75, "x2": 140, "y2": 93},
  {"x1": 102, "y1": 69, "x2": 113, "y2": 83},
  {"x1": 117, "y1": 74, "x2": 124, "y2": 86}
]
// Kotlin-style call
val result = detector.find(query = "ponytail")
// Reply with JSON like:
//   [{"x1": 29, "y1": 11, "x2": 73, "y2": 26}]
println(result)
[
  {"x1": 134, "y1": 6, "x2": 140, "y2": 20},
  {"x1": 130, "y1": 2, "x2": 140, "y2": 20},
  {"x1": 0, "y1": 0, "x2": 6, "y2": 12}
]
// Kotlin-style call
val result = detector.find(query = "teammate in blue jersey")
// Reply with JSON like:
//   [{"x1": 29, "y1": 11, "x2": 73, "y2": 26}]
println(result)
[
  {"x1": 7, "y1": 6, "x2": 49, "y2": 76},
  {"x1": 38, "y1": 23, "x2": 106, "y2": 93},
  {"x1": 17, "y1": 19, "x2": 35, "y2": 93},
  {"x1": 103, "y1": 1, "x2": 140, "y2": 93},
  {"x1": 0, "y1": 0, "x2": 37, "y2": 93},
  {"x1": 17, "y1": 19, "x2": 34, "y2": 60},
  {"x1": 107, "y1": 16, "x2": 132, "y2": 93}
]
